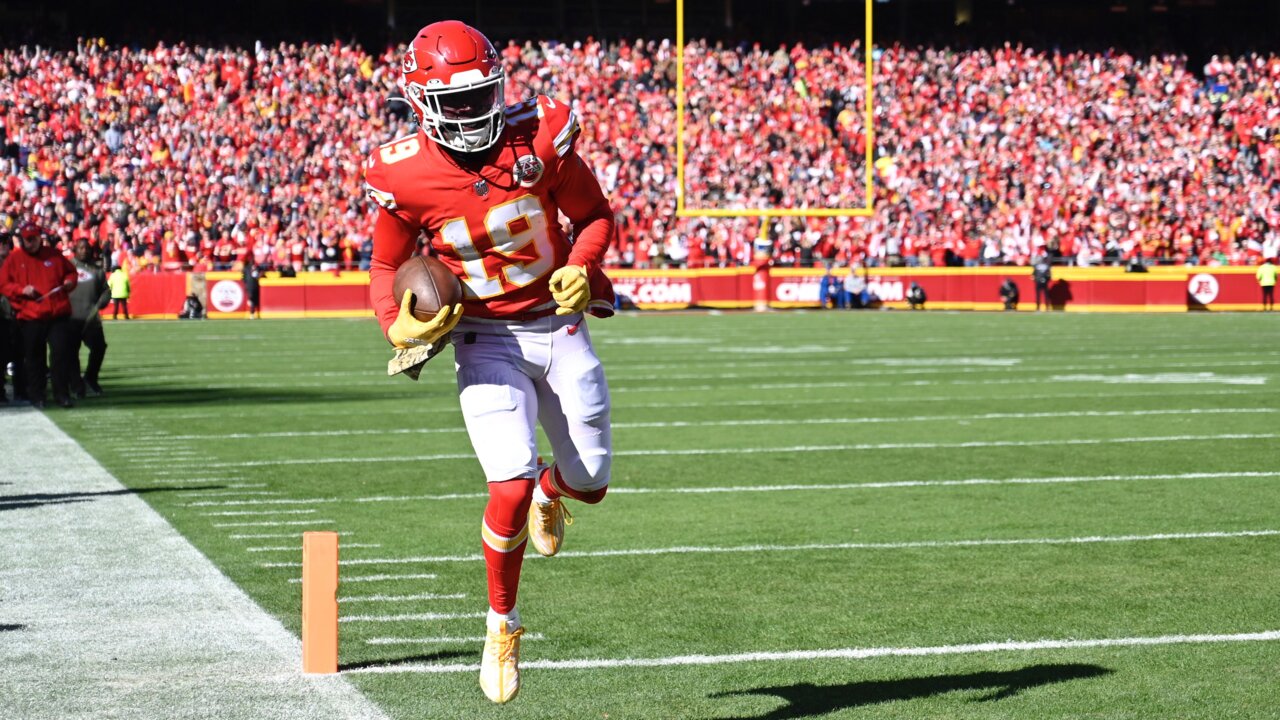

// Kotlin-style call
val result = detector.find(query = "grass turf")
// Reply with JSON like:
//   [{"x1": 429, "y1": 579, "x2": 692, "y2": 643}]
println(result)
[{"x1": 49, "y1": 310, "x2": 1280, "y2": 719}]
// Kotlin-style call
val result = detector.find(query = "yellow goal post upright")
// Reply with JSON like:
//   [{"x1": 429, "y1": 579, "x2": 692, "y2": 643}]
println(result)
[{"x1": 675, "y1": 0, "x2": 876, "y2": 220}]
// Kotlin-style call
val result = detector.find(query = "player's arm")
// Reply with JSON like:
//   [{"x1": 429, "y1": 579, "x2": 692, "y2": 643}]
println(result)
[
  {"x1": 544, "y1": 103, "x2": 615, "y2": 314},
  {"x1": 95, "y1": 272, "x2": 111, "y2": 310},
  {"x1": 369, "y1": 207, "x2": 462, "y2": 379},
  {"x1": 368, "y1": 206, "x2": 419, "y2": 339},
  {"x1": 60, "y1": 257, "x2": 78, "y2": 293}
]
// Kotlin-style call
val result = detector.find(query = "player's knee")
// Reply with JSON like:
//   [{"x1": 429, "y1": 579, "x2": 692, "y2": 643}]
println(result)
[{"x1": 558, "y1": 452, "x2": 610, "y2": 499}]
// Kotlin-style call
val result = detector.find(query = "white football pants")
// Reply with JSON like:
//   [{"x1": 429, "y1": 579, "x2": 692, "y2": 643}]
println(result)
[{"x1": 451, "y1": 312, "x2": 612, "y2": 490}]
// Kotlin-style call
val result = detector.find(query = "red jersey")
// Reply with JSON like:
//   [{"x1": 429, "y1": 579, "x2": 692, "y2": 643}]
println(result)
[
  {"x1": 365, "y1": 95, "x2": 615, "y2": 333},
  {"x1": 0, "y1": 245, "x2": 77, "y2": 321}
]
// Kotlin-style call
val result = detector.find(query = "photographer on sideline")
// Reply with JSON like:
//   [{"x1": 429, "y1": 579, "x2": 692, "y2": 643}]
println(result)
[{"x1": 1000, "y1": 277, "x2": 1020, "y2": 311}]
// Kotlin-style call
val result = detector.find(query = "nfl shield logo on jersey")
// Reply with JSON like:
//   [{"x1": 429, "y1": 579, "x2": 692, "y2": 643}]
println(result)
[{"x1": 513, "y1": 154, "x2": 545, "y2": 188}]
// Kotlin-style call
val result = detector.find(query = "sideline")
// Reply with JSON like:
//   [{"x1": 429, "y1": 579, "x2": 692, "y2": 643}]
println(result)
[{"x1": 0, "y1": 410, "x2": 389, "y2": 720}]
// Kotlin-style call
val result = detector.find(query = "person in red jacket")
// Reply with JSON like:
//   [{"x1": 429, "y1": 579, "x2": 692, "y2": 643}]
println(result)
[{"x1": 0, "y1": 222, "x2": 78, "y2": 408}]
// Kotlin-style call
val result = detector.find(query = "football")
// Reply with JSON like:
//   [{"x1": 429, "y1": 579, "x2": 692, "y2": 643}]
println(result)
[{"x1": 392, "y1": 255, "x2": 464, "y2": 322}]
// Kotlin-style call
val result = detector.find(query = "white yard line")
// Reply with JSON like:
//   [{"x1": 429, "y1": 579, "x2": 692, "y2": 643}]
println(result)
[
  {"x1": 212, "y1": 519, "x2": 338, "y2": 528},
  {"x1": 205, "y1": 433, "x2": 1280, "y2": 469},
  {"x1": 346, "y1": 629, "x2": 1280, "y2": 674},
  {"x1": 230, "y1": 532, "x2": 356, "y2": 540},
  {"x1": 246, "y1": 543, "x2": 382, "y2": 553},
  {"x1": 339, "y1": 612, "x2": 485, "y2": 623},
  {"x1": 185, "y1": 470, "x2": 1280, "y2": 509},
  {"x1": 0, "y1": 410, "x2": 389, "y2": 720},
  {"x1": 162, "y1": 408, "x2": 1276, "y2": 442},
  {"x1": 287, "y1": 572, "x2": 438, "y2": 584},
  {"x1": 201, "y1": 509, "x2": 320, "y2": 517},
  {"x1": 113, "y1": 388, "x2": 1258, "y2": 425},
  {"x1": 177, "y1": 486, "x2": 280, "y2": 491},
  {"x1": 365, "y1": 633, "x2": 544, "y2": 645},
  {"x1": 259, "y1": 529, "x2": 1280, "y2": 568},
  {"x1": 339, "y1": 593, "x2": 467, "y2": 603}
]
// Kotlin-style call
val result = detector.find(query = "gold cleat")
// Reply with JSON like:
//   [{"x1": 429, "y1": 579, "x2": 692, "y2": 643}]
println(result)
[
  {"x1": 479, "y1": 624, "x2": 525, "y2": 704},
  {"x1": 528, "y1": 498, "x2": 573, "y2": 557}
]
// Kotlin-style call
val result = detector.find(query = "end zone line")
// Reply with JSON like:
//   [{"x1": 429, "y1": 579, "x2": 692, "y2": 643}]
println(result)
[
  {"x1": 189, "y1": 471, "x2": 1280, "y2": 508},
  {"x1": 345, "y1": 629, "x2": 1280, "y2": 674},
  {"x1": 258, "y1": 529, "x2": 1280, "y2": 568}
]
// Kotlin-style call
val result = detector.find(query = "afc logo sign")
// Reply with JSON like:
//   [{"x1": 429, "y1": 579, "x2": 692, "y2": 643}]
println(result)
[{"x1": 1188, "y1": 273, "x2": 1219, "y2": 305}]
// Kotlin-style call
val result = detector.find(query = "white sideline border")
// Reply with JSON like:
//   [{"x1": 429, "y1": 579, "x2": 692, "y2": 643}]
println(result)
[
  {"x1": 345, "y1": 630, "x2": 1280, "y2": 674},
  {"x1": 0, "y1": 410, "x2": 389, "y2": 720}
]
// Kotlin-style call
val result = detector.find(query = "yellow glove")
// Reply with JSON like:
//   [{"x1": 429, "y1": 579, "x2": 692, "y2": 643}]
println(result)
[
  {"x1": 548, "y1": 265, "x2": 589, "y2": 316},
  {"x1": 387, "y1": 293, "x2": 463, "y2": 349}
]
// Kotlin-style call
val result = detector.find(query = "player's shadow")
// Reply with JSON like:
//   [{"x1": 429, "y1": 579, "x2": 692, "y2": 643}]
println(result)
[
  {"x1": 339, "y1": 648, "x2": 474, "y2": 672},
  {"x1": 712, "y1": 663, "x2": 1111, "y2": 719},
  {"x1": 0, "y1": 624, "x2": 25, "y2": 632},
  {"x1": 0, "y1": 485, "x2": 223, "y2": 512}
]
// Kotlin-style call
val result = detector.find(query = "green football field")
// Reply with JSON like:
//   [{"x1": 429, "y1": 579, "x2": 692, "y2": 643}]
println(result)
[{"x1": 50, "y1": 311, "x2": 1280, "y2": 719}]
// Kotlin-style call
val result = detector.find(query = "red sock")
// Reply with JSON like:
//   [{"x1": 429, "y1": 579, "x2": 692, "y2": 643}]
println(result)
[
  {"x1": 539, "y1": 465, "x2": 608, "y2": 505},
  {"x1": 481, "y1": 478, "x2": 534, "y2": 614}
]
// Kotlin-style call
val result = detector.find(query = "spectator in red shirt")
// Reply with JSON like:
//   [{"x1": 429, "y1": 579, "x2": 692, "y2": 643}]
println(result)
[{"x1": 0, "y1": 223, "x2": 78, "y2": 408}]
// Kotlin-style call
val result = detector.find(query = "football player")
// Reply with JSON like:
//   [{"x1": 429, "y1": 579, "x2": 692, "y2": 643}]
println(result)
[{"x1": 364, "y1": 21, "x2": 617, "y2": 704}]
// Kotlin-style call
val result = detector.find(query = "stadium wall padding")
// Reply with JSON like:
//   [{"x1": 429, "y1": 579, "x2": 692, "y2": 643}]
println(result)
[{"x1": 113, "y1": 266, "x2": 1271, "y2": 319}]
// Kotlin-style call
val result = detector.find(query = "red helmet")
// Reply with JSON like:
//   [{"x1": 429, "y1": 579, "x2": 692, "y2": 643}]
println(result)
[{"x1": 400, "y1": 21, "x2": 506, "y2": 153}]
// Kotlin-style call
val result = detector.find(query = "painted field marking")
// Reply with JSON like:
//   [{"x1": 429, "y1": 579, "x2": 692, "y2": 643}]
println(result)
[
  {"x1": 207, "y1": 433, "x2": 1280, "y2": 470},
  {"x1": 128, "y1": 354, "x2": 1279, "y2": 384},
  {"x1": 138, "y1": 477, "x2": 247, "y2": 485},
  {"x1": 609, "y1": 374, "x2": 1271, "y2": 395},
  {"x1": 171, "y1": 407, "x2": 1276, "y2": 444},
  {"x1": 201, "y1": 509, "x2": 320, "y2": 517},
  {"x1": 287, "y1": 573, "x2": 438, "y2": 584},
  {"x1": 365, "y1": 633, "x2": 544, "y2": 646},
  {"x1": 231, "y1": 532, "x2": 356, "y2": 540},
  {"x1": 187, "y1": 470, "x2": 1280, "y2": 509},
  {"x1": 338, "y1": 593, "x2": 467, "y2": 603},
  {"x1": 1052, "y1": 372, "x2": 1267, "y2": 386},
  {"x1": 127, "y1": 362, "x2": 1273, "y2": 392},
  {"x1": 259, "y1": 529, "x2": 1280, "y2": 568},
  {"x1": 346, "y1": 629, "x2": 1280, "y2": 674},
  {"x1": 213, "y1": 519, "x2": 337, "y2": 528},
  {"x1": 339, "y1": 612, "x2": 485, "y2": 623},
  {"x1": 114, "y1": 388, "x2": 1259, "y2": 425},
  {"x1": 179, "y1": 490, "x2": 281, "y2": 498},
  {"x1": 247, "y1": 543, "x2": 382, "y2": 553}
]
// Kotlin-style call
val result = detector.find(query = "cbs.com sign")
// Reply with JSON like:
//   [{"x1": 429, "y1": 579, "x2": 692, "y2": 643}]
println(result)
[
  {"x1": 613, "y1": 279, "x2": 693, "y2": 305},
  {"x1": 775, "y1": 278, "x2": 904, "y2": 303}
]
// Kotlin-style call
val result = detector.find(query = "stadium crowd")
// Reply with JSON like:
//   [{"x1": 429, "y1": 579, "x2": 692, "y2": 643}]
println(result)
[{"x1": 0, "y1": 37, "x2": 1278, "y2": 274}]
